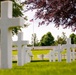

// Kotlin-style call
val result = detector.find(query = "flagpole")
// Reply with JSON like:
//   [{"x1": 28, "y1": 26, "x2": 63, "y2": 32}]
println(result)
[
  {"x1": 30, "y1": 18, "x2": 34, "y2": 49},
  {"x1": 33, "y1": 18, "x2": 34, "y2": 49}
]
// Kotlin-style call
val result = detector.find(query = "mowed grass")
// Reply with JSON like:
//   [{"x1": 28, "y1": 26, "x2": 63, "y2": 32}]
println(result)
[
  {"x1": 32, "y1": 49, "x2": 50, "y2": 60},
  {"x1": 12, "y1": 49, "x2": 66, "y2": 60},
  {"x1": 1, "y1": 49, "x2": 76, "y2": 75},
  {"x1": 12, "y1": 50, "x2": 18, "y2": 55},
  {"x1": 0, "y1": 61, "x2": 76, "y2": 75},
  {"x1": 12, "y1": 49, "x2": 50, "y2": 60}
]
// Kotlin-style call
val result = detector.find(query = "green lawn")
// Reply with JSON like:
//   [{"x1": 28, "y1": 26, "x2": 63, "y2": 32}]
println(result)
[
  {"x1": 12, "y1": 49, "x2": 50, "y2": 60},
  {"x1": 12, "y1": 50, "x2": 18, "y2": 55},
  {"x1": 1, "y1": 49, "x2": 76, "y2": 75},
  {"x1": 32, "y1": 49, "x2": 50, "y2": 60},
  {"x1": 12, "y1": 49, "x2": 50, "y2": 55},
  {"x1": 12, "y1": 49, "x2": 67, "y2": 60},
  {"x1": 0, "y1": 61, "x2": 76, "y2": 75}
]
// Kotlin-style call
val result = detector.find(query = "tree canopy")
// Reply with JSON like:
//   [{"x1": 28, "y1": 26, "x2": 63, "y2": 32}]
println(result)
[
  {"x1": 55, "y1": 32, "x2": 67, "y2": 45},
  {"x1": 23, "y1": 0, "x2": 76, "y2": 31},
  {"x1": 69, "y1": 33, "x2": 76, "y2": 44},
  {"x1": 40, "y1": 32, "x2": 54, "y2": 46}
]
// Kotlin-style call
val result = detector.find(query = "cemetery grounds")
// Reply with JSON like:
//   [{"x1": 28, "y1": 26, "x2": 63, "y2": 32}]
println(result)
[{"x1": 0, "y1": 49, "x2": 76, "y2": 75}]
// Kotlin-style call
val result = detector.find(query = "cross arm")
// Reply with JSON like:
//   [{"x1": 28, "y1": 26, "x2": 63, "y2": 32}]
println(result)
[
  {"x1": 9, "y1": 17, "x2": 24, "y2": 27},
  {"x1": 23, "y1": 46, "x2": 30, "y2": 51},
  {"x1": 61, "y1": 44, "x2": 75, "y2": 50},
  {"x1": 12, "y1": 40, "x2": 29, "y2": 46},
  {"x1": 21, "y1": 41, "x2": 29, "y2": 45}
]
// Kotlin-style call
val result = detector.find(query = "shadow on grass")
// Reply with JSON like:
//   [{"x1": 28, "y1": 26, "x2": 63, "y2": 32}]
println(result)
[
  {"x1": 31, "y1": 60, "x2": 49, "y2": 62},
  {"x1": 12, "y1": 61, "x2": 17, "y2": 63},
  {"x1": 12, "y1": 59, "x2": 66, "y2": 63},
  {"x1": 31, "y1": 59, "x2": 67, "y2": 62},
  {"x1": 12, "y1": 60, "x2": 49, "y2": 63}
]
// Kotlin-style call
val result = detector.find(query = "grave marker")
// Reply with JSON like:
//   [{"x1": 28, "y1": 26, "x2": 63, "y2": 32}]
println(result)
[
  {"x1": 57, "y1": 44, "x2": 62, "y2": 62},
  {"x1": 49, "y1": 47, "x2": 56, "y2": 62},
  {"x1": 23, "y1": 46, "x2": 32, "y2": 63},
  {"x1": 13, "y1": 32, "x2": 28, "y2": 66},
  {"x1": 61, "y1": 38, "x2": 72, "y2": 63},
  {"x1": 0, "y1": 1, "x2": 24, "y2": 68}
]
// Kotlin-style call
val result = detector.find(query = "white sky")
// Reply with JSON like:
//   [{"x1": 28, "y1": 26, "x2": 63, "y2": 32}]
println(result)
[{"x1": 12, "y1": 0, "x2": 76, "y2": 44}]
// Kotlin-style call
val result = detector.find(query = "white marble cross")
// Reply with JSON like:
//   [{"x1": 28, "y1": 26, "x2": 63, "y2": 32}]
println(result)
[
  {"x1": 56, "y1": 44, "x2": 62, "y2": 62},
  {"x1": 0, "y1": 1, "x2": 24, "y2": 69},
  {"x1": 71, "y1": 44, "x2": 76, "y2": 61},
  {"x1": 50, "y1": 51, "x2": 55, "y2": 62},
  {"x1": 50, "y1": 45, "x2": 61, "y2": 62},
  {"x1": 49, "y1": 47, "x2": 56, "y2": 62},
  {"x1": 23, "y1": 46, "x2": 32, "y2": 64},
  {"x1": 26, "y1": 48, "x2": 33, "y2": 62},
  {"x1": 61, "y1": 38, "x2": 72, "y2": 63},
  {"x1": 13, "y1": 32, "x2": 28, "y2": 66},
  {"x1": 71, "y1": 49, "x2": 75, "y2": 61}
]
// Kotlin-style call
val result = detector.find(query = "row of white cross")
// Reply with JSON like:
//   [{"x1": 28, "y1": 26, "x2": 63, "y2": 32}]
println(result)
[
  {"x1": 0, "y1": 1, "x2": 76, "y2": 69},
  {"x1": 48, "y1": 38, "x2": 76, "y2": 63},
  {"x1": 12, "y1": 32, "x2": 33, "y2": 66},
  {"x1": 0, "y1": 1, "x2": 33, "y2": 69},
  {"x1": 0, "y1": 31, "x2": 33, "y2": 69}
]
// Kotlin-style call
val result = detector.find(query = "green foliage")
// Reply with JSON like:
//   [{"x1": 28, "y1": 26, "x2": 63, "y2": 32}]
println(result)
[
  {"x1": 69, "y1": 33, "x2": 76, "y2": 44},
  {"x1": 12, "y1": 0, "x2": 24, "y2": 35},
  {"x1": 73, "y1": 36, "x2": 76, "y2": 44},
  {"x1": 40, "y1": 32, "x2": 54, "y2": 46},
  {"x1": 12, "y1": 49, "x2": 50, "y2": 60},
  {"x1": 56, "y1": 37, "x2": 66, "y2": 45},
  {"x1": 12, "y1": 50, "x2": 18, "y2": 55},
  {"x1": 32, "y1": 49, "x2": 50, "y2": 60},
  {"x1": 13, "y1": 0, "x2": 23, "y2": 17},
  {"x1": 55, "y1": 32, "x2": 67, "y2": 45}
]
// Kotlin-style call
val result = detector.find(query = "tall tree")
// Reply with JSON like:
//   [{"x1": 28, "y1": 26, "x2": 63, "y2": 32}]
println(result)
[
  {"x1": 40, "y1": 32, "x2": 54, "y2": 46},
  {"x1": 0, "y1": 0, "x2": 27, "y2": 35},
  {"x1": 31, "y1": 33, "x2": 39, "y2": 46},
  {"x1": 69, "y1": 33, "x2": 76, "y2": 44},
  {"x1": 39, "y1": 35, "x2": 46, "y2": 46},
  {"x1": 23, "y1": 0, "x2": 76, "y2": 31},
  {"x1": 55, "y1": 32, "x2": 67, "y2": 45},
  {"x1": 56, "y1": 36, "x2": 66, "y2": 45},
  {"x1": 73, "y1": 35, "x2": 76, "y2": 44}
]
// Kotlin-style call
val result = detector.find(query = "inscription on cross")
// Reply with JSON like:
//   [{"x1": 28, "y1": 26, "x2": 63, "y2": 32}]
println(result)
[{"x1": 0, "y1": 1, "x2": 24, "y2": 68}]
